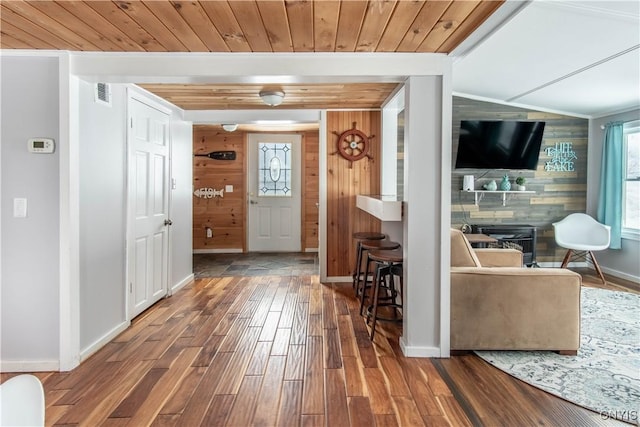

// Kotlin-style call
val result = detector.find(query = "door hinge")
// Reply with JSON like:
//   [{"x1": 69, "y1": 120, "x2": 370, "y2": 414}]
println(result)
[
  {"x1": 130, "y1": 117, "x2": 133, "y2": 128},
  {"x1": 129, "y1": 282, "x2": 133, "y2": 293}
]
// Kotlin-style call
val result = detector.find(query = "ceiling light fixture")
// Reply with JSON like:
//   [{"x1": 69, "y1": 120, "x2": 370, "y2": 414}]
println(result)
[
  {"x1": 259, "y1": 90, "x2": 285, "y2": 107},
  {"x1": 221, "y1": 124, "x2": 238, "y2": 132}
]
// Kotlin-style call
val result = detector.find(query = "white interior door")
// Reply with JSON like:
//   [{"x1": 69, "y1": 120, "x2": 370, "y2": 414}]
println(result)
[
  {"x1": 127, "y1": 94, "x2": 171, "y2": 318},
  {"x1": 248, "y1": 134, "x2": 302, "y2": 252}
]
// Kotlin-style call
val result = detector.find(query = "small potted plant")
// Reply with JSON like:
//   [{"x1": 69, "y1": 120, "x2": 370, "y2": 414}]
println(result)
[{"x1": 515, "y1": 176, "x2": 526, "y2": 191}]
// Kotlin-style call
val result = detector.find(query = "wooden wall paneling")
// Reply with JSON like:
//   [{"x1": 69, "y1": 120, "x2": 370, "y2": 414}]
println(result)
[
  {"x1": 303, "y1": 131, "x2": 320, "y2": 251},
  {"x1": 193, "y1": 126, "x2": 246, "y2": 251},
  {"x1": 451, "y1": 97, "x2": 589, "y2": 264},
  {"x1": 326, "y1": 111, "x2": 381, "y2": 277},
  {"x1": 194, "y1": 127, "x2": 319, "y2": 253}
]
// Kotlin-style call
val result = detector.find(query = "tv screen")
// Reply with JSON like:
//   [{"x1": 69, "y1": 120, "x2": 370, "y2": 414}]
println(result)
[{"x1": 455, "y1": 120, "x2": 546, "y2": 170}]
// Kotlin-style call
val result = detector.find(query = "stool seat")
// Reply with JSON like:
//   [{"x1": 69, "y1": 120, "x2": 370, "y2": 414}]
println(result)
[
  {"x1": 352, "y1": 231, "x2": 386, "y2": 241},
  {"x1": 352, "y1": 232, "x2": 387, "y2": 295},
  {"x1": 368, "y1": 248, "x2": 403, "y2": 263},
  {"x1": 360, "y1": 240, "x2": 401, "y2": 251}
]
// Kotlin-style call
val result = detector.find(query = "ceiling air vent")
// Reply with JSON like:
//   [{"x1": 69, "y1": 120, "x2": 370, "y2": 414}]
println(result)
[{"x1": 94, "y1": 82, "x2": 111, "y2": 106}]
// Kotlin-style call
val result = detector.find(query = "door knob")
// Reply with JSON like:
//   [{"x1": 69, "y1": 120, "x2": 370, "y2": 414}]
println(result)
[
  {"x1": 164, "y1": 219, "x2": 173, "y2": 226},
  {"x1": 250, "y1": 200, "x2": 258, "y2": 205}
]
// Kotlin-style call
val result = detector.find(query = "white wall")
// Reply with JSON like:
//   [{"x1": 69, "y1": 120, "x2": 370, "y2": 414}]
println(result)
[
  {"x1": 1, "y1": 56, "x2": 61, "y2": 369},
  {"x1": 78, "y1": 81, "x2": 128, "y2": 353},
  {"x1": 169, "y1": 113, "x2": 194, "y2": 292},
  {"x1": 588, "y1": 109, "x2": 640, "y2": 282}
]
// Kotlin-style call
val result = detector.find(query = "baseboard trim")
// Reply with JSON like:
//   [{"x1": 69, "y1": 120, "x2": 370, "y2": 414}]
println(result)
[
  {"x1": 400, "y1": 336, "x2": 444, "y2": 357},
  {"x1": 171, "y1": 273, "x2": 194, "y2": 294},
  {"x1": 304, "y1": 248, "x2": 319, "y2": 253},
  {"x1": 324, "y1": 276, "x2": 352, "y2": 283},
  {"x1": 537, "y1": 262, "x2": 639, "y2": 283},
  {"x1": 193, "y1": 249, "x2": 243, "y2": 254},
  {"x1": 1, "y1": 359, "x2": 60, "y2": 373},
  {"x1": 80, "y1": 320, "x2": 130, "y2": 363}
]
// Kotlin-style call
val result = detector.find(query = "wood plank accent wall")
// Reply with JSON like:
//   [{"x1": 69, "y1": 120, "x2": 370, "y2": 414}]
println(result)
[
  {"x1": 451, "y1": 97, "x2": 589, "y2": 264},
  {"x1": 193, "y1": 126, "x2": 319, "y2": 252},
  {"x1": 193, "y1": 126, "x2": 246, "y2": 251},
  {"x1": 326, "y1": 111, "x2": 381, "y2": 277}
]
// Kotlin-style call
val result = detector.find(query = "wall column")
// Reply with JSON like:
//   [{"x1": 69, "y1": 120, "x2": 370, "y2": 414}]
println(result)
[{"x1": 400, "y1": 75, "x2": 451, "y2": 357}]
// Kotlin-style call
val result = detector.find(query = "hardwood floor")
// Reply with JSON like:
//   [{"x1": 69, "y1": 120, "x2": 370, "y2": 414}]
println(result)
[{"x1": 2, "y1": 268, "x2": 635, "y2": 426}]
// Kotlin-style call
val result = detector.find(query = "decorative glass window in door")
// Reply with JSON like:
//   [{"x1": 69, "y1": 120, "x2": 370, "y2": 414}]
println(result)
[{"x1": 258, "y1": 142, "x2": 292, "y2": 196}]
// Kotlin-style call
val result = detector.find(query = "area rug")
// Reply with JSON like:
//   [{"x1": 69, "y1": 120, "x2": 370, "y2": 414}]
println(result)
[{"x1": 476, "y1": 287, "x2": 640, "y2": 424}]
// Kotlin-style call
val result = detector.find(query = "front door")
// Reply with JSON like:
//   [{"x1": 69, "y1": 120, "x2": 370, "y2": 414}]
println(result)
[
  {"x1": 127, "y1": 94, "x2": 171, "y2": 318},
  {"x1": 247, "y1": 134, "x2": 302, "y2": 252}
]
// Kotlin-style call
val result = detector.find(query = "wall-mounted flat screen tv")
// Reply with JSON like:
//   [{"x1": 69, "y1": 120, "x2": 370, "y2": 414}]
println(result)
[{"x1": 455, "y1": 120, "x2": 546, "y2": 170}]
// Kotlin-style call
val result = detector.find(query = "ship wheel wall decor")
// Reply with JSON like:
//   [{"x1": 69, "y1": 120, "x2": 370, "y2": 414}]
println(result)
[{"x1": 331, "y1": 122, "x2": 375, "y2": 167}]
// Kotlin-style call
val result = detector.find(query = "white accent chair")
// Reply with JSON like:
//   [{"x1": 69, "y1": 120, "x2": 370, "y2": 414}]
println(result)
[
  {"x1": 0, "y1": 374, "x2": 45, "y2": 427},
  {"x1": 553, "y1": 213, "x2": 611, "y2": 284}
]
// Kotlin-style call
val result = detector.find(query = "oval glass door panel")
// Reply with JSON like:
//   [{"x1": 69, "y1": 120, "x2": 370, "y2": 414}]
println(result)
[{"x1": 269, "y1": 156, "x2": 281, "y2": 182}]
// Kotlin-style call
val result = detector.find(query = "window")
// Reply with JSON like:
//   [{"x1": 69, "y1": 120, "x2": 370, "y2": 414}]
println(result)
[
  {"x1": 623, "y1": 120, "x2": 640, "y2": 236},
  {"x1": 258, "y1": 142, "x2": 292, "y2": 197}
]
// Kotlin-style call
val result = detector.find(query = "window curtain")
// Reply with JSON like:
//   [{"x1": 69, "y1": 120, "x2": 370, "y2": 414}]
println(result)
[{"x1": 597, "y1": 121, "x2": 624, "y2": 249}]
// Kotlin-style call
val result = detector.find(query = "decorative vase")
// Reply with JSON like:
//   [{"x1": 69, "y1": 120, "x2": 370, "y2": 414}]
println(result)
[
  {"x1": 500, "y1": 175, "x2": 511, "y2": 191},
  {"x1": 483, "y1": 180, "x2": 497, "y2": 191}
]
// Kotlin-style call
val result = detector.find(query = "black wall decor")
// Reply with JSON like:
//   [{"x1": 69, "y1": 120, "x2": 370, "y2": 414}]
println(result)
[{"x1": 194, "y1": 150, "x2": 236, "y2": 160}]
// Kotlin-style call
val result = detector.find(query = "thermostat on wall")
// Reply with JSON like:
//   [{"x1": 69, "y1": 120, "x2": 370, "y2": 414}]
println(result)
[{"x1": 28, "y1": 138, "x2": 55, "y2": 153}]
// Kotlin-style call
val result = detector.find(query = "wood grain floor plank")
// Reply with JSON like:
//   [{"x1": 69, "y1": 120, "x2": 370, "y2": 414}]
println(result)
[
  {"x1": 302, "y1": 335, "x2": 324, "y2": 415},
  {"x1": 284, "y1": 344, "x2": 306, "y2": 381},
  {"x1": 252, "y1": 355, "x2": 287, "y2": 425},
  {"x1": 126, "y1": 347, "x2": 201, "y2": 426},
  {"x1": 19, "y1": 269, "x2": 628, "y2": 427},
  {"x1": 276, "y1": 380, "x2": 303, "y2": 426},
  {"x1": 348, "y1": 396, "x2": 376, "y2": 427},
  {"x1": 342, "y1": 356, "x2": 366, "y2": 397},
  {"x1": 246, "y1": 341, "x2": 274, "y2": 376},
  {"x1": 271, "y1": 328, "x2": 292, "y2": 356},
  {"x1": 363, "y1": 367, "x2": 395, "y2": 415},
  {"x1": 325, "y1": 368, "x2": 350, "y2": 426},
  {"x1": 225, "y1": 375, "x2": 263, "y2": 426},
  {"x1": 174, "y1": 351, "x2": 233, "y2": 426},
  {"x1": 200, "y1": 393, "x2": 235, "y2": 427}
]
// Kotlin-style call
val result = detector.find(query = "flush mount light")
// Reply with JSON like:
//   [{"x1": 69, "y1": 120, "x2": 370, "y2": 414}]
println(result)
[
  {"x1": 259, "y1": 90, "x2": 285, "y2": 107},
  {"x1": 221, "y1": 124, "x2": 238, "y2": 132}
]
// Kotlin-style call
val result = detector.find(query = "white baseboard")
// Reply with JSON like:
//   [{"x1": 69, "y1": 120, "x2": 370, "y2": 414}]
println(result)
[
  {"x1": 171, "y1": 273, "x2": 194, "y2": 294},
  {"x1": 193, "y1": 249, "x2": 243, "y2": 254},
  {"x1": 0, "y1": 359, "x2": 60, "y2": 373},
  {"x1": 537, "y1": 262, "x2": 639, "y2": 283},
  {"x1": 80, "y1": 320, "x2": 130, "y2": 363},
  {"x1": 601, "y1": 266, "x2": 640, "y2": 284},
  {"x1": 537, "y1": 261, "x2": 588, "y2": 268},
  {"x1": 304, "y1": 248, "x2": 319, "y2": 253},
  {"x1": 323, "y1": 276, "x2": 352, "y2": 283},
  {"x1": 399, "y1": 336, "x2": 444, "y2": 357}
]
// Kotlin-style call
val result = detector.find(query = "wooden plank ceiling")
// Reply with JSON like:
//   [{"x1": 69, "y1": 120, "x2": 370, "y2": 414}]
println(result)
[{"x1": 0, "y1": 0, "x2": 504, "y2": 109}]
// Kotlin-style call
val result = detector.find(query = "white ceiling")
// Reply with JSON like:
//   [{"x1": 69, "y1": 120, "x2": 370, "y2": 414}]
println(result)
[{"x1": 452, "y1": 0, "x2": 640, "y2": 118}]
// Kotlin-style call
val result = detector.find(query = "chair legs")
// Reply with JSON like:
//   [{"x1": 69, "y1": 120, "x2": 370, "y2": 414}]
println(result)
[
  {"x1": 560, "y1": 249, "x2": 606, "y2": 284},
  {"x1": 589, "y1": 251, "x2": 607, "y2": 285}
]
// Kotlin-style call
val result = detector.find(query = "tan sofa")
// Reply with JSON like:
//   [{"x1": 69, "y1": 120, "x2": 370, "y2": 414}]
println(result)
[{"x1": 451, "y1": 228, "x2": 581, "y2": 353}]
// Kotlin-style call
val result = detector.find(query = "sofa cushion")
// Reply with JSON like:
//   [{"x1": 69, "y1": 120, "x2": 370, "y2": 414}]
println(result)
[{"x1": 451, "y1": 228, "x2": 481, "y2": 267}]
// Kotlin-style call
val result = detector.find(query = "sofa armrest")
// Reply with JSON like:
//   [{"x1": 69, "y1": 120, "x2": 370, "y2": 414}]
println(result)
[
  {"x1": 450, "y1": 267, "x2": 581, "y2": 351},
  {"x1": 474, "y1": 248, "x2": 523, "y2": 267}
]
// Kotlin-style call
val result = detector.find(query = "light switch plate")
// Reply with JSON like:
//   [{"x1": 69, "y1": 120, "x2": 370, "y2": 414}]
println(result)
[
  {"x1": 13, "y1": 198, "x2": 27, "y2": 218},
  {"x1": 225, "y1": 185, "x2": 234, "y2": 193}
]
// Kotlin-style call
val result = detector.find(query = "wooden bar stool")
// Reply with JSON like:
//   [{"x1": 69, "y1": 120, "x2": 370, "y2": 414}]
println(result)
[
  {"x1": 351, "y1": 232, "x2": 386, "y2": 293},
  {"x1": 365, "y1": 248, "x2": 403, "y2": 340},
  {"x1": 358, "y1": 240, "x2": 401, "y2": 312}
]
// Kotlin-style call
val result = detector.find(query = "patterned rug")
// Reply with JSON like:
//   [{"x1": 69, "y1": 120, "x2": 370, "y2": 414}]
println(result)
[{"x1": 476, "y1": 287, "x2": 640, "y2": 424}]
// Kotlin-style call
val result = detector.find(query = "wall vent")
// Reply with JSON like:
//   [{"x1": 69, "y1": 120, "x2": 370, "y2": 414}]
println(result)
[{"x1": 95, "y1": 82, "x2": 112, "y2": 106}]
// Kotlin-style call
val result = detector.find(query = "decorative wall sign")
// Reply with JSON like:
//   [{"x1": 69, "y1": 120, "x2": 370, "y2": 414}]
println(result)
[
  {"x1": 544, "y1": 142, "x2": 577, "y2": 172},
  {"x1": 194, "y1": 150, "x2": 236, "y2": 160},
  {"x1": 331, "y1": 122, "x2": 375, "y2": 168},
  {"x1": 194, "y1": 188, "x2": 224, "y2": 198}
]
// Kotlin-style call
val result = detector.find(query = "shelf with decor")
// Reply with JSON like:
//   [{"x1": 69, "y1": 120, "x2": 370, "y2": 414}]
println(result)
[{"x1": 460, "y1": 190, "x2": 536, "y2": 206}]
